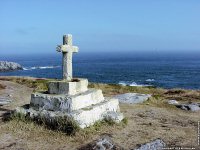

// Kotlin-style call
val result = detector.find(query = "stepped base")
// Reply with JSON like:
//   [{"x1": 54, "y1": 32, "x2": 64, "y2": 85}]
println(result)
[
  {"x1": 31, "y1": 89, "x2": 104, "y2": 112},
  {"x1": 16, "y1": 98, "x2": 124, "y2": 129}
]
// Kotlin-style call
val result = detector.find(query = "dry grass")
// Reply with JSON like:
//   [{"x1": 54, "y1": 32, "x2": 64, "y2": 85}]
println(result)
[
  {"x1": 89, "y1": 83, "x2": 166, "y2": 96},
  {"x1": 0, "y1": 76, "x2": 50, "y2": 91},
  {"x1": 163, "y1": 88, "x2": 200, "y2": 103},
  {"x1": 0, "y1": 83, "x2": 6, "y2": 90},
  {"x1": 0, "y1": 115, "x2": 127, "y2": 149}
]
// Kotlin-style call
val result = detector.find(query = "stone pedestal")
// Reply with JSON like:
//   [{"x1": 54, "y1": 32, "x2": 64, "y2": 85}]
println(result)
[
  {"x1": 16, "y1": 78, "x2": 124, "y2": 129},
  {"x1": 48, "y1": 78, "x2": 88, "y2": 95}
]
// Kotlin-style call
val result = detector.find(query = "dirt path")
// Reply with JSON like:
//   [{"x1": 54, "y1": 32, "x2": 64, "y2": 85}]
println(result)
[
  {"x1": 0, "y1": 81, "x2": 33, "y2": 150},
  {"x1": 0, "y1": 80, "x2": 33, "y2": 120}
]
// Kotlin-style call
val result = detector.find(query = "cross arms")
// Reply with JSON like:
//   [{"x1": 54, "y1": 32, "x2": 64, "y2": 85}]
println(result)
[{"x1": 56, "y1": 45, "x2": 79, "y2": 53}]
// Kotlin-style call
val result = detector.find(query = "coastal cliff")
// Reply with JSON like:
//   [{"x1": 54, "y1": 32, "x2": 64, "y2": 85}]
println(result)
[{"x1": 0, "y1": 61, "x2": 23, "y2": 72}]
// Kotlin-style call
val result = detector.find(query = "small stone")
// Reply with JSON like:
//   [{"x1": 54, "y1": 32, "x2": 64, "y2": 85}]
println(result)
[
  {"x1": 15, "y1": 107, "x2": 28, "y2": 115},
  {"x1": 168, "y1": 100, "x2": 179, "y2": 105},
  {"x1": 180, "y1": 105, "x2": 189, "y2": 110},
  {"x1": 94, "y1": 137, "x2": 114, "y2": 150},
  {"x1": 79, "y1": 136, "x2": 124, "y2": 150},
  {"x1": 134, "y1": 139, "x2": 166, "y2": 150},
  {"x1": 104, "y1": 111, "x2": 124, "y2": 123}
]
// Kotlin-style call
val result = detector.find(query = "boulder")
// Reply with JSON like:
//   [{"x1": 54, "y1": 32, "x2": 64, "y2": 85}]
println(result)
[
  {"x1": 114, "y1": 93, "x2": 151, "y2": 104},
  {"x1": 188, "y1": 104, "x2": 200, "y2": 111},
  {"x1": 174, "y1": 103, "x2": 200, "y2": 112},
  {"x1": 180, "y1": 103, "x2": 200, "y2": 112},
  {"x1": 0, "y1": 61, "x2": 23, "y2": 72},
  {"x1": 168, "y1": 99, "x2": 200, "y2": 112}
]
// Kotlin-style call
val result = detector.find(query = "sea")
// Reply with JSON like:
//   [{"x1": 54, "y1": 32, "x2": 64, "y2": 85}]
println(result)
[{"x1": 0, "y1": 52, "x2": 200, "y2": 90}]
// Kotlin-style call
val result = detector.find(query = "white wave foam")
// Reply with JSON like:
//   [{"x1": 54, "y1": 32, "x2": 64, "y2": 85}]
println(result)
[
  {"x1": 119, "y1": 81, "x2": 152, "y2": 87},
  {"x1": 146, "y1": 79, "x2": 155, "y2": 82},
  {"x1": 118, "y1": 81, "x2": 127, "y2": 86},
  {"x1": 22, "y1": 68, "x2": 29, "y2": 70},
  {"x1": 23, "y1": 66, "x2": 60, "y2": 71}
]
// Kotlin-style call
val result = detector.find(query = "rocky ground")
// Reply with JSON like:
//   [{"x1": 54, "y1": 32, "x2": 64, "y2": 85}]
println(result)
[{"x1": 0, "y1": 76, "x2": 200, "y2": 150}]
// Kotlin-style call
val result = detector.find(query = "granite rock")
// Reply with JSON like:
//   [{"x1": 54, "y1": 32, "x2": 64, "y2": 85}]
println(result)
[
  {"x1": 93, "y1": 137, "x2": 114, "y2": 150},
  {"x1": 114, "y1": 93, "x2": 151, "y2": 104},
  {"x1": 0, "y1": 61, "x2": 23, "y2": 72},
  {"x1": 168, "y1": 100, "x2": 179, "y2": 105},
  {"x1": 177, "y1": 103, "x2": 200, "y2": 112},
  {"x1": 170, "y1": 101, "x2": 200, "y2": 112},
  {"x1": 134, "y1": 139, "x2": 166, "y2": 150}
]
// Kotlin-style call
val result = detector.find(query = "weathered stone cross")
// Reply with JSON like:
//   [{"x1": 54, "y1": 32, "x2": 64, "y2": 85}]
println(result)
[{"x1": 56, "y1": 34, "x2": 79, "y2": 81}]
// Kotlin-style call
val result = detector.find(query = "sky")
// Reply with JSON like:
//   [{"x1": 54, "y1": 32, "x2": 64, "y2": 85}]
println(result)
[{"x1": 0, "y1": 0, "x2": 200, "y2": 55}]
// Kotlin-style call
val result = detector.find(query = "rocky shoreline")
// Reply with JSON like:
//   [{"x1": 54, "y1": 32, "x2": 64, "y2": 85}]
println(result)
[{"x1": 0, "y1": 61, "x2": 23, "y2": 72}]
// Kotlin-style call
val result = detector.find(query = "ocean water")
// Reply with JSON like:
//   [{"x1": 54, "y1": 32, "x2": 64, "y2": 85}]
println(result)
[{"x1": 0, "y1": 52, "x2": 200, "y2": 89}]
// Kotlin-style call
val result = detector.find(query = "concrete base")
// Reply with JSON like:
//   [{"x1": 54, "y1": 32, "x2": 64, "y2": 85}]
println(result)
[
  {"x1": 16, "y1": 98, "x2": 124, "y2": 129},
  {"x1": 30, "y1": 89, "x2": 104, "y2": 112},
  {"x1": 48, "y1": 78, "x2": 88, "y2": 95}
]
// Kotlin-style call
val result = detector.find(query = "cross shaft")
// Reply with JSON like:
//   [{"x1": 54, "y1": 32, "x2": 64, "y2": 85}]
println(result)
[{"x1": 56, "y1": 34, "x2": 79, "y2": 81}]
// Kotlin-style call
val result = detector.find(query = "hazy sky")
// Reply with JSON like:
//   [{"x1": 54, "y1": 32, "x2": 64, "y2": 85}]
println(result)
[{"x1": 0, "y1": 0, "x2": 200, "y2": 55}]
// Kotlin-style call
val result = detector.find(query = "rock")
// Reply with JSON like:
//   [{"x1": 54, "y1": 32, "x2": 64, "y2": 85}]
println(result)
[
  {"x1": 94, "y1": 137, "x2": 114, "y2": 150},
  {"x1": 0, "y1": 97, "x2": 12, "y2": 106},
  {"x1": 78, "y1": 136, "x2": 124, "y2": 150},
  {"x1": 0, "y1": 61, "x2": 23, "y2": 72},
  {"x1": 134, "y1": 139, "x2": 166, "y2": 150},
  {"x1": 167, "y1": 99, "x2": 200, "y2": 112},
  {"x1": 104, "y1": 111, "x2": 124, "y2": 123},
  {"x1": 179, "y1": 105, "x2": 189, "y2": 111},
  {"x1": 188, "y1": 104, "x2": 200, "y2": 111},
  {"x1": 175, "y1": 103, "x2": 200, "y2": 112},
  {"x1": 168, "y1": 100, "x2": 179, "y2": 105},
  {"x1": 114, "y1": 93, "x2": 151, "y2": 104},
  {"x1": 16, "y1": 106, "x2": 28, "y2": 115}
]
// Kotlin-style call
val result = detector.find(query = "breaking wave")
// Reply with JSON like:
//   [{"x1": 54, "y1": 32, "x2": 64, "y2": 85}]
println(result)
[
  {"x1": 146, "y1": 79, "x2": 155, "y2": 82},
  {"x1": 118, "y1": 81, "x2": 152, "y2": 87},
  {"x1": 23, "y1": 66, "x2": 61, "y2": 71}
]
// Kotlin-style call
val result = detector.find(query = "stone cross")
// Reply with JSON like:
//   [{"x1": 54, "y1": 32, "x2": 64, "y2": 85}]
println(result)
[{"x1": 56, "y1": 34, "x2": 79, "y2": 81}]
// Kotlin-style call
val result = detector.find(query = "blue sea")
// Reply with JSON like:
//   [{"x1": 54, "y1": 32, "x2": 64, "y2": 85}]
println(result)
[{"x1": 0, "y1": 52, "x2": 200, "y2": 90}]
